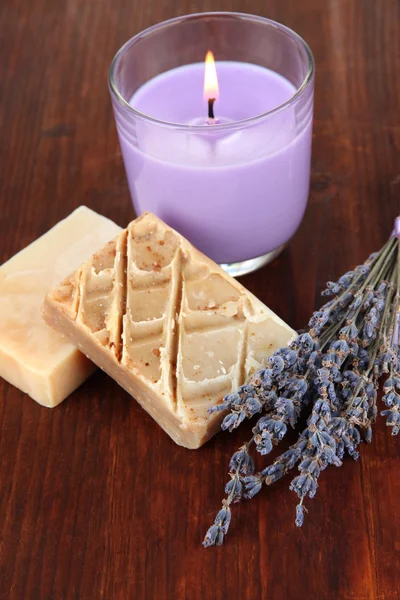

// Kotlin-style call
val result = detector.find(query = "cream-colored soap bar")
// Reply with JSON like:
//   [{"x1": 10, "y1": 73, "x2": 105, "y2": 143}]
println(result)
[
  {"x1": 43, "y1": 213, "x2": 296, "y2": 448},
  {"x1": 0, "y1": 206, "x2": 121, "y2": 407}
]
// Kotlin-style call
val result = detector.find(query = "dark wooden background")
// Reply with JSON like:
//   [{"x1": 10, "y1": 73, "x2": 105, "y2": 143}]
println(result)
[{"x1": 1, "y1": 0, "x2": 400, "y2": 598}]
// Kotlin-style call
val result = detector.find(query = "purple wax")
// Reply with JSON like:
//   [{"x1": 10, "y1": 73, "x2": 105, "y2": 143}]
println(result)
[{"x1": 118, "y1": 61, "x2": 312, "y2": 264}]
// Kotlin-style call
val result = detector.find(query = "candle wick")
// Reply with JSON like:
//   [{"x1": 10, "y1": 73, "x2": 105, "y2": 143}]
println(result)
[{"x1": 208, "y1": 98, "x2": 216, "y2": 120}]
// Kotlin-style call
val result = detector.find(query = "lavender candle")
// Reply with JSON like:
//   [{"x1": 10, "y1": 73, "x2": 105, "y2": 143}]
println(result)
[{"x1": 110, "y1": 13, "x2": 315, "y2": 276}]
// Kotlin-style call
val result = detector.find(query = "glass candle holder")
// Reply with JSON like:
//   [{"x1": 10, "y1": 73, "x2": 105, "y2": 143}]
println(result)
[{"x1": 109, "y1": 12, "x2": 314, "y2": 277}]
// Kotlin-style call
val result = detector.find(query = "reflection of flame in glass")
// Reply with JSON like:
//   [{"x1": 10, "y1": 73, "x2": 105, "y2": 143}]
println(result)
[{"x1": 203, "y1": 51, "x2": 219, "y2": 101}]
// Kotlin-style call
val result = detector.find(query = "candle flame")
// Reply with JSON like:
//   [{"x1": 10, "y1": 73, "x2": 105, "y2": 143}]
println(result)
[{"x1": 204, "y1": 51, "x2": 219, "y2": 101}]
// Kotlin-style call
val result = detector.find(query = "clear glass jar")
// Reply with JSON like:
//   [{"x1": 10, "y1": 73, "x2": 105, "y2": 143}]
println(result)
[{"x1": 109, "y1": 12, "x2": 314, "y2": 276}]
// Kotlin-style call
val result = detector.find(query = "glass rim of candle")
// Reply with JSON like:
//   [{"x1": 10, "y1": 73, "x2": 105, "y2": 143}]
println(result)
[{"x1": 109, "y1": 11, "x2": 315, "y2": 132}]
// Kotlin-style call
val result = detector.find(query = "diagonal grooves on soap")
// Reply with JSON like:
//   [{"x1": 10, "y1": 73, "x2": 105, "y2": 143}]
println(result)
[
  {"x1": 44, "y1": 213, "x2": 297, "y2": 442},
  {"x1": 238, "y1": 320, "x2": 249, "y2": 393},
  {"x1": 120, "y1": 229, "x2": 129, "y2": 361},
  {"x1": 174, "y1": 265, "x2": 250, "y2": 416},
  {"x1": 167, "y1": 248, "x2": 183, "y2": 410},
  {"x1": 121, "y1": 221, "x2": 181, "y2": 393},
  {"x1": 239, "y1": 296, "x2": 254, "y2": 385},
  {"x1": 74, "y1": 268, "x2": 83, "y2": 322},
  {"x1": 42, "y1": 212, "x2": 297, "y2": 446},
  {"x1": 108, "y1": 229, "x2": 128, "y2": 361}
]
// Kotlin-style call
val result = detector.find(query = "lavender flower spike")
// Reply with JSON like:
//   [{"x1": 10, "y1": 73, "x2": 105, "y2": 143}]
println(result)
[{"x1": 203, "y1": 215, "x2": 400, "y2": 546}]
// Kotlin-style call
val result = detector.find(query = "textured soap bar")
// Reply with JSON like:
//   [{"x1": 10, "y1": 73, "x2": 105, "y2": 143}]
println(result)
[
  {"x1": 0, "y1": 206, "x2": 121, "y2": 407},
  {"x1": 43, "y1": 213, "x2": 296, "y2": 448}
]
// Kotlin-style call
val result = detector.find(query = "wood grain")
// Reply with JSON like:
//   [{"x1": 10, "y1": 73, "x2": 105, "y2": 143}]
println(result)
[{"x1": 1, "y1": 0, "x2": 399, "y2": 598}]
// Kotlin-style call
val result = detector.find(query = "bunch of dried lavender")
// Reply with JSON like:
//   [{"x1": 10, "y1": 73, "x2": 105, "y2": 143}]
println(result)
[{"x1": 203, "y1": 216, "x2": 400, "y2": 547}]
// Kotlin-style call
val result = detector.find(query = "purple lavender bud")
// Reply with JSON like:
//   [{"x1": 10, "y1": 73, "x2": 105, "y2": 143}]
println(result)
[
  {"x1": 243, "y1": 475, "x2": 263, "y2": 499},
  {"x1": 339, "y1": 292, "x2": 354, "y2": 309},
  {"x1": 338, "y1": 272, "x2": 355, "y2": 288},
  {"x1": 202, "y1": 525, "x2": 220, "y2": 547},
  {"x1": 295, "y1": 504, "x2": 305, "y2": 527},
  {"x1": 298, "y1": 457, "x2": 312, "y2": 470},
  {"x1": 322, "y1": 430, "x2": 336, "y2": 447},
  {"x1": 327, "y1": 449, "x2": 342, "y2": 467},
  {"x1": 276, "y1": 398, "x2": 297, "y2": 427},
  {"x1": 254, "y1": 416, "x2": 273, "y2": 432},
  {"x1": 221, "y1": 411, "x2": 246, "y2": 432},
  {"x1": 277, "y1": 348, "x2": 297, "y2": 367},
  {"x1": 279, "y1": 448, "x2": 302, "y2": 470},
  {"x1": 277, "y1": 371, "x2": 291, "y2": 388},
  {"x1": 322, "y1": 282, "x2": 340, "y2": 296},
  {"x1": 308, "y1": 350, "x2": 321, "y2": 367},
  {"x1": 225, "y1": 392, "x2": 242, "y2": 404},
  {"x1": 343, "y1": 370, "x2": 358, "y2": 384},
  {"x1": 363, "y1": 322, "x2": 375, "y2": 339},
  {"x1": 380, "y1": 352, "x2": 398, "y2": 373},
  {"x1": 358, "y1": 348, "x2": 371, "y2": 369},
  {"x1": 326, "y1": 382, "x2": 337, "y2": 403},
  {"x1": 240, "y1": 383, "x2": 256, "y2": 396},
  {"x1": 383, "y1": 392, "x2": 397, "y2": 406},
  {"x1": 313, "y1": 399, "x2": 331, "y2": 422},
  {"x1": 355, "y1": 264, "x2": 370, "y2": 276},
  {"x1": 229, "y1": 450, "x2": 255, "y2": 476},
  {"x1": 377, "y1": 282, "x2": 388, "y2": 295},
  {"x1": 331, "y1": 365, "x2": 342, "y2": 383},
  {"x1": 349, "y1": 295, "x2": 363, "y2": 311},
  {"x1": 309, "y1": 310, "x2": 329, "y2": 329},
  {"x1": 268, "y1": 355, "x2": 285, "y2": 374},
  {"x1": 290, "y1": 473, "x2": 316, "y2": 498},
  {"x1": 322, "y1": 353, "x2": 336, "y2": 367},
  {"x1": 273, "y1": 420, "x2": 287, "y2": 440},
  {"x1": 299, "y1": 458, "x2": 320, "y2": 478},
  {"x1": 349, "y1": 426, "x2": 361, "y2": 445},
  {"x1": 258, "y1": 389, "x2": 278, "y2": 409},
  {"x1": 244, "y1": 397, "x2": 263, "y2": 416},
  {"x1": 348, "y1": 447, "x2": 360, "y2": 460},
  {"x1": 339, "y1": 324, "x2": 358, "y2": 341},
  {"x1": 330, "y1": 417, "x2": 348, "y2": 436},
  {"x1": 365, "y1": 426, "x2": 372, "y2": 443},
  {"x1": 387, "y1": 411, "x2": 400, "y2": 427},
  {"x1": 263, "y1": 463, "x2": 285, "y2": 484},
  {"x1": 330, "y1": 340, "x2": 350, "y2": 358},
  {"x1": 290, "y1": 377, "x2": 308, "y2": 398},
  {"x1": 348, "y1": 342, "x2": 359, "y2": 357},
  {"x1": 261, "y1": 369, "x2": 274, "y2": 389},
  {"x1": 251, "y1": 369, "x2": 266, "y2": 387},
  {"x1": 254, "y1": 429, "x2": 273, "y2": 455},
  {"x1": 315, "y1": 368, "x2": 331, "y2": 384},
  {"x1": 215, "y1": 530, "x2": 224, "y2": 545},
  {"x1": 296, "y1": 333, "x2": 315, "y2": 353},
  {"x1": 310, "y1": 432, "x2": 323, "y2": 448},
  {"x1": 308, "y1": 480, "x2": 318, "y2": 498},
  {"x1": 208, "y1": 403, "x2": 229, "y2": 414},
  {"x1": 214, "y1": 506, "x2": 231, "y2": 534},
  {"x1": 336, "y1": 440, "x2": 345, "y2": 460},
  {"x1": 225, "y1": 477, "x2": 243, "y2": 502},
  {"x1": 373, "y1": 298, "x2": 385, "y2": 312}
]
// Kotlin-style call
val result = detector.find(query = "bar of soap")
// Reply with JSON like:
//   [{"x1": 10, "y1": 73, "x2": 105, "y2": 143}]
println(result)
[
  {"x1": 0, "y1": 206, "x2": 121, "y2": 407},
  {"x1": 43, "y1": 213, "x2": 296, "y2": 448}
]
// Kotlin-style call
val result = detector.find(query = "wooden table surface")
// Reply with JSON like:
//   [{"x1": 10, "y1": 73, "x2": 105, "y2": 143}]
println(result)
[{"x1": 1, "y1": 0, "x2": 400, "y2": 598}]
